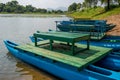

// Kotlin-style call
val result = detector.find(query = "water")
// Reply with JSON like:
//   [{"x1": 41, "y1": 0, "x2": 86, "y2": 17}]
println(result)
[{"x1": 0, "y1": 14, "x2": 70, "y2": 80}]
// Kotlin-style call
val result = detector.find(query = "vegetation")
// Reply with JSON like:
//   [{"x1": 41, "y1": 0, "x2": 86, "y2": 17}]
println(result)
[
  {"x1": 67, "y1": 0, "x2": 120, "y2": 19},
  {"x1": 0, "y1": 0, "x2": 120, "y2": 19},
  {"x1": 68, "y1": 0, "x2": 120, "y2": 11},
  {"x1": 68, "y1": 7, "x2": 104, "y2": 19},
  {"x1": 0, "y1": 1, "x2": 64, "y2": 14},
  {"x1": 93, "y1": 7, "x2": 120, "y2": 19},
  {"x1": 68, "y1": 7, "x2": 120, "y2": 19}
]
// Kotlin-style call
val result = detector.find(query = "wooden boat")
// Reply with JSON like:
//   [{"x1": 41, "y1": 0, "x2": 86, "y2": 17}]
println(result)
[
  {"x1": 29, "y1": 35, "x2": 120, "y2": 71},
  {"x1": 4, "y1": 40, "x2": 120, "y2": 80}
]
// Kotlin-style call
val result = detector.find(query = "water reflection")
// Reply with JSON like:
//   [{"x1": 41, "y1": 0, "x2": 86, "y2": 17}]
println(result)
[
  {"x1": 0, "y1": 15, "x2": 69, "y2": 80},
  {"x1": 0, "y1": 14, "x2": 66, "y2": 18},
  {"x1": 16, "y1": 61, "x2": 58, "y2": 80},
  {"x1": 0, "y1": 52, "x2": 58, "y2": 80}
]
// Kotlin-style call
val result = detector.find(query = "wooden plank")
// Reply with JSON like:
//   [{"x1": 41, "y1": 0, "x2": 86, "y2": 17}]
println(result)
[
  {"x1": 33, "y1": 32, "x2": 90, "y2": 42},
  {"x1": 15, "y1": 41, "x2": 112, "y2": 70},
  {"x1": 16, "y1": 45, "x2": 84, "y2": 68},
  {"x1": 34, "y1": 32, "x2": 90, "y2": 55}
]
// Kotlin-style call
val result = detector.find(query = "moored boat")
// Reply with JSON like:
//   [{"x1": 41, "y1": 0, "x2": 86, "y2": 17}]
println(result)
[
  {"x1": 29, "y1": 35, "x2": 120, "y2": 71},
  {"x1": 102, "y1": 35, "x2": 120, "y2": 42},
  {"x1": 4, "y1": 40, "x2": 120, "y2": 80},
  {"x1": 79, "y1": 40, "x2": 120, "y2": 51},
  {"x1": 55, "y1": 20, "x2": 120, "y2": 51},
  {"x1": 55, "y1": 20, "x2": 116, "y2": 32}
]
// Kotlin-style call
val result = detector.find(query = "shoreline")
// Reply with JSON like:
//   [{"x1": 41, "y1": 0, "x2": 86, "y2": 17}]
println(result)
[
  {"x1": 0, "y1": 13, "x2": 66, "y2": 17},
  {"x1": 105, "y1": 14, "x2": 120, "y2": 36}
]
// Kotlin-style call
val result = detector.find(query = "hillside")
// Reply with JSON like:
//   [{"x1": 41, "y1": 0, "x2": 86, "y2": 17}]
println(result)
[{"x1": 68, "y1": 7, "x2": 120, "y2": 36}]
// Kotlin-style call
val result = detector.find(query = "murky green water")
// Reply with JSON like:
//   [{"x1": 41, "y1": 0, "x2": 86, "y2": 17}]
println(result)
[{"x1": 0, "y1": 14, "x2": 70, "y2": 80}]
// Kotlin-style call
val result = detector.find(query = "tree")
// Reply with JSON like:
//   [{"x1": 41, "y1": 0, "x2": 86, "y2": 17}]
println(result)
[
  {"x1": 84, "y1": 0, "x2": 99, "y2": 8},
  {"x1": 3, "y1": 5, "x2": 12, "y2": 12},
  {"x1": 25, "y1": 5, "x2": 35, "y2": 12},
  {"x1": 84, "y1": 0, "x2": 92, "y2": 8},
  {"x1": 100, "y1": 0, "x2": 111, "y2": 10},
  {"x1": 107, "y1": 0, "x2": 110, "y2": 10},
  {"x1": 15, "y1": 5, "x2": 25, "y2": 13},
  {"x1": 40, "y1": 9, "x2": 47, "y2": 13},
  {"x1": 92, "y1": 0, "x2": 99, "y2": 8},
  {"x1": 82, "y1": 2, "x2": 87, "y2": 9},
  {"x1": 0, "y1": 1, "x2": 60, "y2": 14},
  {"x1": 115, "y1": 0, "x2": 120, "y2": 5},
  {"x1": 76, "y1": 3, "x2": 82, "y2": 11},
  {"x1": 0, "y1": 3, "x2": 5, "y2": 12},
  {"x1": 56, "y1": 10, "x2": 63, "y2": 13},
  {"x1": 68, "y1": 3, "x2": 77, "y2": 12},
  {"x1": 3, "y1": 1, "x2": 19, "y2": 12}
]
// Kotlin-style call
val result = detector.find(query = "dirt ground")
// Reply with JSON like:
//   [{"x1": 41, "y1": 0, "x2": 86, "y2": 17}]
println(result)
[{"x1": 104, "y1": 14, "x2": 120, "y2": 36}]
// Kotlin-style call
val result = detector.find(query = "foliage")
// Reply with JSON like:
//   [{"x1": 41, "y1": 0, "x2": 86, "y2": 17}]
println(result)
[
  {"x1": 68, "y1": 3, "x2": 78, "y2": 12},
  {"x1": 0, "y1": 1, "x2": 64, "y2": 14},
  {"x1": 68, "y1": 6, "x2": 120, "y2": 19},
  {"x1": 68, "y1": 0, "x2": 120, "y2": 12},
  {"x1": 93, "y1": 7, "x2": 120, "y2": 19},
  {"x1": 68, "y1": 7, "x2": 105, "y2": 19}
]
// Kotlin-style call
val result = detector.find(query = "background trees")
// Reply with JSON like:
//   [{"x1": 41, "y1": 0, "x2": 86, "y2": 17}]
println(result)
[
  {"x1": 68, "y1": 3, "x2": 77, "y2": 12},
  {"x1": 68, "y1": 0, "x2": 120, "y2": 12},
  {"x1": 0, "y1": 3, "x2": 5, "y2": 12},
  {"x1": 0, "y1": 1, "x2": 63, "y2": 14}
]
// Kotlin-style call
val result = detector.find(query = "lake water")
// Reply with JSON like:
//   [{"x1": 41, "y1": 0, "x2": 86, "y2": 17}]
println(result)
[{"x1": 0, "y1": 14, "x2": 70, "y2": 80}]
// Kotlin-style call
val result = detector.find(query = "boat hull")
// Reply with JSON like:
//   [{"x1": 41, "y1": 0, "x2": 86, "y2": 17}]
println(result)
[
  {"x1": 4, "y1": 40, "x2": 120, "y2": 80},
  {"x1": 79, "y1": 41, "x2": 120, "y2": 51}
]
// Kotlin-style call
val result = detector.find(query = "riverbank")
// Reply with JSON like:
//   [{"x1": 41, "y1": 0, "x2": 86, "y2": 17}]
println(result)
[
  {"x1": 105, "y1": 14, "x2": 120, "y2": 36},
  {"x1": 0, "y1": 13, "x2": 65, "y2": 17}
]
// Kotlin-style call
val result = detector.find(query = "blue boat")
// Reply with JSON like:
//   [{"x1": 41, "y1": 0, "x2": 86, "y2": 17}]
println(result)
[
  {"x1": 102, "y1": 36, "x2": 120, "y2": 42},
  {"x1": 29, "y1": 35, "x2": 120, "y2": 71},
  {"x1": 30, "y1": 34, "x2": 120, "y2": 51},
  {"x1": 55, "y1": 20, "x2": 120, "y2": 50},
  {"x1": 55, "y1": 20, "x2": 116, "y2": 32},
  {"x1": 4, "y1": 40, "x2": 120, "y2": 80},
  {"x1": 79, "y1": 40, "x2": 120, "y2": 51}
]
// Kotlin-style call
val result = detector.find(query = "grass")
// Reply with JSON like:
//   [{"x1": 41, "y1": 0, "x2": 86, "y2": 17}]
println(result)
[
  {"x1": 68, "y1": 7, "x2": 120, "y2": 19},
  {"x1": 93, "y1": 7, "x2": 120, "y2": 19}
]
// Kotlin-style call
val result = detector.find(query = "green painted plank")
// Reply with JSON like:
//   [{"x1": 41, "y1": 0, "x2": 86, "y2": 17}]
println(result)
[
  {"x1": 16, "y1": 41, "x2": 112, "y2": 70},
  {"x1": 16, "y1": 45, "x2": 84, "y2": 68},
  {"x1": 34, "y1": 32, "x2": 90, "y2": 42},
  {"x1": 34, "y1": 32, "x2": 90, "y2": 55}
]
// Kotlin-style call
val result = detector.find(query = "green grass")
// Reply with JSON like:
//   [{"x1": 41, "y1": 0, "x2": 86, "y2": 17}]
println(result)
[
  {"x1": 93, "y1": 7, "x2": 120, "y2": 19},
  {"x1": 68, "y1": 7, "x2": 120, "y2": 19}
]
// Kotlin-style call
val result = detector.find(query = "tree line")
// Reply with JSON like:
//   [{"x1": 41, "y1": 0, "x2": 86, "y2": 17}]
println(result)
[
  {"x1": 68, "y1": 0, "x2": 120, "y2": 12},
  {"x1": 0, "y1": 1, "x2": 64, "y2": 14}
]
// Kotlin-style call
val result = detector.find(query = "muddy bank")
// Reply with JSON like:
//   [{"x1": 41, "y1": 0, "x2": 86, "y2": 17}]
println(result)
[{"x1": 104, "y1": 14, "x2": 120, "y2": 36}]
